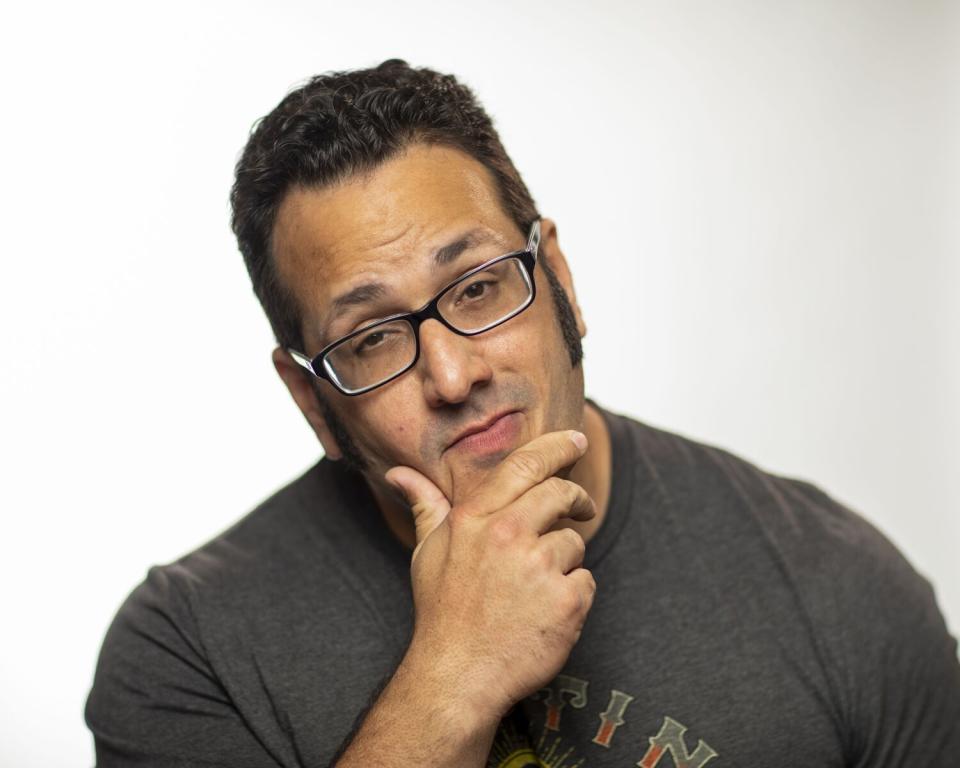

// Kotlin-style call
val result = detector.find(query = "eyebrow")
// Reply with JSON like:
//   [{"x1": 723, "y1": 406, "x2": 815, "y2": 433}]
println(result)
[
  {"x1": 434, "y1": 229, "x2": 492, "y2": 266},
  {"x1": 329, "y1": 282, "x2": 387, "y2": 316},
  {"x1": 326, "y1": 229, "x2": 501, "y2": 319}
]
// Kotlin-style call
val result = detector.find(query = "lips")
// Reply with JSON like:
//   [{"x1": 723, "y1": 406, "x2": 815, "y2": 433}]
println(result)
[{"x1": 446, "y1": 409, "x2": 520, "y2": 451}]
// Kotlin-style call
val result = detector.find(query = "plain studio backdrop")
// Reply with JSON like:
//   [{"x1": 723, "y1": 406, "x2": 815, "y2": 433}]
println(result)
[{"x1": 1, "y1": 0, "x2": 957, "y2": 764}]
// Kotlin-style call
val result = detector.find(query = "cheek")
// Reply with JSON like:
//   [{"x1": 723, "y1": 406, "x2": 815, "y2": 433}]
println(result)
[
  {"x1": 507, "y1": 301, "x2": 567, "y2": 373},
  {"x1": 484, "y1": 299, "x2": 560, "y2": 360},
  {"x1": 351, "y1": 388, "x2": 422, "y2": 456}
]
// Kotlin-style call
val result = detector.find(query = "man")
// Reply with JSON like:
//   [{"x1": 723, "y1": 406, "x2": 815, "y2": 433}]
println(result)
[{"x1": 86, "y1": 60, "x2": 960, "y2": 766}]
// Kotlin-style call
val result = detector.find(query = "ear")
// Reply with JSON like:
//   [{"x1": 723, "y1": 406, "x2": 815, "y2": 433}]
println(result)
[
  {"x1": 538, "y1": 217, "x2": 587, "y2": 338},
  {"x1": 271, "y1": 347, "x2": 344, "y2": 460}
]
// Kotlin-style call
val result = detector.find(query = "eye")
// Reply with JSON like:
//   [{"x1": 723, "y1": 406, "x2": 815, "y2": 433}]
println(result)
[
  {"x1": 359, "y1": 331, "x2": 385, "y2": 349},
  {"x1": 455, "y1": 276, "x2": 500, "y2": 306},
  {"x1": 463, "y1": 280, "x2": 490, "y2": 299},
  {"x1": 352, "y1": 328, "x2": 396, "y2": 355}
]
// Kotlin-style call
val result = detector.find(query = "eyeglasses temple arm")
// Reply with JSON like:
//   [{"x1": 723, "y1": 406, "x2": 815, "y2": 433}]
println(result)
[
  {"x1": 527, "y1": 219, "x2": 541, "y2": 257},
  {"x1": 287, "y1": 348, "x2": 316, "y2": 375}
]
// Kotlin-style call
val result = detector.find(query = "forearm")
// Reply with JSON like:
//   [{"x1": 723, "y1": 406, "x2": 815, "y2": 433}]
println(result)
[
  {"x1": 342, "y1": 430, "x2": 595, "y2": 766},
  {"x1": 333, "y1": 646, "x2": 501, "y2": 767}
]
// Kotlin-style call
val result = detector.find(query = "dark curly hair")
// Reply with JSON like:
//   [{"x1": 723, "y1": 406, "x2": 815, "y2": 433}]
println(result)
[{"x1": 230, "y1": 58, "x2": 582, "y2": 366}]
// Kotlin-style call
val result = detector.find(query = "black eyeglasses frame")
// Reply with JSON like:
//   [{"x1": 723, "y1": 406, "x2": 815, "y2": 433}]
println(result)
[{"x1": 288, "y1": 219, "x2": 541, "y2": 396}]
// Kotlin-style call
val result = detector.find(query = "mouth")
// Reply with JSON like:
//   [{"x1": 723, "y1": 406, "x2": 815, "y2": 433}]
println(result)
[{"x1": 446, "y1": 409, "x2": 524, "y2": 457}]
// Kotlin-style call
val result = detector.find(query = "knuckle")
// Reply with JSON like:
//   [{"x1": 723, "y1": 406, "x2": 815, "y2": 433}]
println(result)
[
  {"x1": 533, "y1": 545, "x2": 553, "y2": 571},
  {"x1": 561, "y1": 586, "x2": 584, "y2": 616},
  {"x1": 543, "y1": 477, "x2": 573, "y2": 503},
  {"x1": 446, "y1": 506, "x2": 470, "y2": 531},
  {"x1": 584, "y1": 570, "x2": 597, "y2": 594},
  {"x1": 566, "y1": 528, "x2": 586, "y2": 556},
  {"x1": 506, "y1": 450, "x2": 547, "y2": 483},
  {"x1": 488, "y1": 516, "x2": 520, "y2": 546},
  {"x1": 582, "y1": 588, "x2": 596, "y2": 613}
]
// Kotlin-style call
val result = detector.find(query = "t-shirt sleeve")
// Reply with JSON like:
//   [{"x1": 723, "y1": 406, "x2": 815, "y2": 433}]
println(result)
[
  {"x1": 85, "y1": 565, "x2": 283, "y2": 768},
  {"x1": 786, "y1": 480, "x2": 960, "y2": 763}
]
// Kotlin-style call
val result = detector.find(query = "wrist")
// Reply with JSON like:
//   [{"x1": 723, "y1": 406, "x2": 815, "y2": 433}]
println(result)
[
  {"x1": 399, "y1": 637, "x2": 508, "y2": 731},
  {"x1": 335, "y1": 639, "x2": 502, "y2": 766}
]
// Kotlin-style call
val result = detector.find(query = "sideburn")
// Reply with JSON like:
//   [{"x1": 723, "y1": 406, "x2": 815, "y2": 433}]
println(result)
[
  {"x1": 311, "y1": 380, "x2": 371, "y2": 473},
  {"x1": 541, "y1": 260, "x2": 584, "y2": 367}
]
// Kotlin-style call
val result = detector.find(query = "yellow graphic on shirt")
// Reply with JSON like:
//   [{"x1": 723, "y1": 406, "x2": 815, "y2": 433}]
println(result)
[
  {"x1": 488, "y1": 717, "x2": 585, "y2": 768},
  {"x1": 492, "y1": 748, "x2": 545, "y2": 768}
]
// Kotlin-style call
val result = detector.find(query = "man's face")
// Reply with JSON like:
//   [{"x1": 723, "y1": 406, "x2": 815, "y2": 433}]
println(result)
[{"x1": 272, "y1": 143, "x2": 586, "y2": 505}]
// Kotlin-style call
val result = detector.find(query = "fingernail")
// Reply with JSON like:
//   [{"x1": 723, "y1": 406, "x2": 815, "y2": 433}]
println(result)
[{"x1": 570, "y1": 431, "x2": 588, "y2": 450}]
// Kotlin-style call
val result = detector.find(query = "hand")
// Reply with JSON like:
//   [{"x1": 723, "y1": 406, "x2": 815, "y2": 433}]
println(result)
[{"x1": 385, "y1": 430, "x2": 597, "y2": 722}]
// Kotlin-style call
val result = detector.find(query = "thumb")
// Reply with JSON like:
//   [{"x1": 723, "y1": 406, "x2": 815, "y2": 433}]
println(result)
[{"x1": 384, "y1": 465, "x2": 451, "y2": 561}]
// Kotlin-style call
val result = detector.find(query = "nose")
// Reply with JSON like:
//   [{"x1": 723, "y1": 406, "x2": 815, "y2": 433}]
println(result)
[{"x1": 416, "y1": 319, "x2": 493, "y2": 407}]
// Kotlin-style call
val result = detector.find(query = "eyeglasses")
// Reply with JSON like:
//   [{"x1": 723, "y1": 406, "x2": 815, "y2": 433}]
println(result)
[{"x1": 288, "y1": 219, "x2": 541, "y2": 396}]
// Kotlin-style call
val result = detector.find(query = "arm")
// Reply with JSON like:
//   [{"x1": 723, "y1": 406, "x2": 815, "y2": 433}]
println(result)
[
  {"x1": 88, "y1": 431, "x2": 596, "y2": 767},
  {"x1": 85, "y1": 567, "x2": 287, "y2": 767},
  {"x1": 782, "y1": 480, "x2": 960, "y2": 763},
  {"x1": 845, "y1": 544, "x2": 960, "y2": 764},
  {"x1": 330, "y1": 645, "x2": 499, "y2": 767},
  {"x1": 335, "y1": 429, "x2": 597, "y2": 766}
]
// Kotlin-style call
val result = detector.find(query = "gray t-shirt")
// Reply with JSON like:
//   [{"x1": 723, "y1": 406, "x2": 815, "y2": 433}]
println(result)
[{"x1": 85, "y1": 405, "x2": 960, "y2": 766}]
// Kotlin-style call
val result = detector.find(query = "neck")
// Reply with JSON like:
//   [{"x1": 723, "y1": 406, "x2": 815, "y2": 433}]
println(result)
[
  {"x1": 559, "y1": 400, "x2": 612, "y2": 543},
  {"x1": 368, "y1": 400, "x2": 613, "y2": 553}
]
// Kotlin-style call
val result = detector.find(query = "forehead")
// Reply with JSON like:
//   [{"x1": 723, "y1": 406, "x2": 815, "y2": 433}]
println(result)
[{"x1": 271, "y1": 143, "x2": 519, "y2": 339}]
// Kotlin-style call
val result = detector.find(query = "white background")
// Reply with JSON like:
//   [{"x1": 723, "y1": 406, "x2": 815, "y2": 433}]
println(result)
[{"x1": 1, "y1": 1, "x2": 957, "y2": 765}]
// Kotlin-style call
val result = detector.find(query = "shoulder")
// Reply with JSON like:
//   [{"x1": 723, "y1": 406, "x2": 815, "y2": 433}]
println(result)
[
  {"x1": 608, "y1": 407, "x2": 905, "y2": 575},
  {"x1": 604, "y1": 407, "x2": 960, "y2": 757},
  {"x1": 90, "y1": 457, "x2": 332, "y2": 653},
  {"x1": 154, "y1": 458, "x2": 362, "y2": 605},
  {"x1": 84, "y1": 463, "x2": 347, "y2": 763},
  {"x1": 85, "y1": 459, "x2": 373, "y2": 758},
  {"x1": 602, "y1": 406, "x2": 953, "y2": 655},
  {"x1": 89, "y1": 457, "x2": 357, "y2": 691}
]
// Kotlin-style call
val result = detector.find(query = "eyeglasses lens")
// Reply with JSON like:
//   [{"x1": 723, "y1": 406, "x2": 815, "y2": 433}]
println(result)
[{"x1": 324, "y1": 256, "x2": 532, "y2": 393}]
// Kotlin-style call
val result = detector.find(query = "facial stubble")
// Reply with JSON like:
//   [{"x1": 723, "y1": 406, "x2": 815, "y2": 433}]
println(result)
[{"x1": 313, "y1": 263, "x2": 584, "y2": 475}]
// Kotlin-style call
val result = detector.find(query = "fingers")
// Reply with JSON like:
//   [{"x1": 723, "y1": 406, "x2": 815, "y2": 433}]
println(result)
[
  {"x1": 385, "y1": 465, "x2": 452, "y2": 559},
  {"x1": 470, "y1": 430, "x2": 589, "y2": 513},
  {"x1": 512, "y1": 477, "x2": 595, "y2": 534},
  {"x1": 537, "y1": 527, "x2": 587, "y2": 574},
  {"x1": 566, "y1": 567, "x2": 597, "y2": 615}
]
